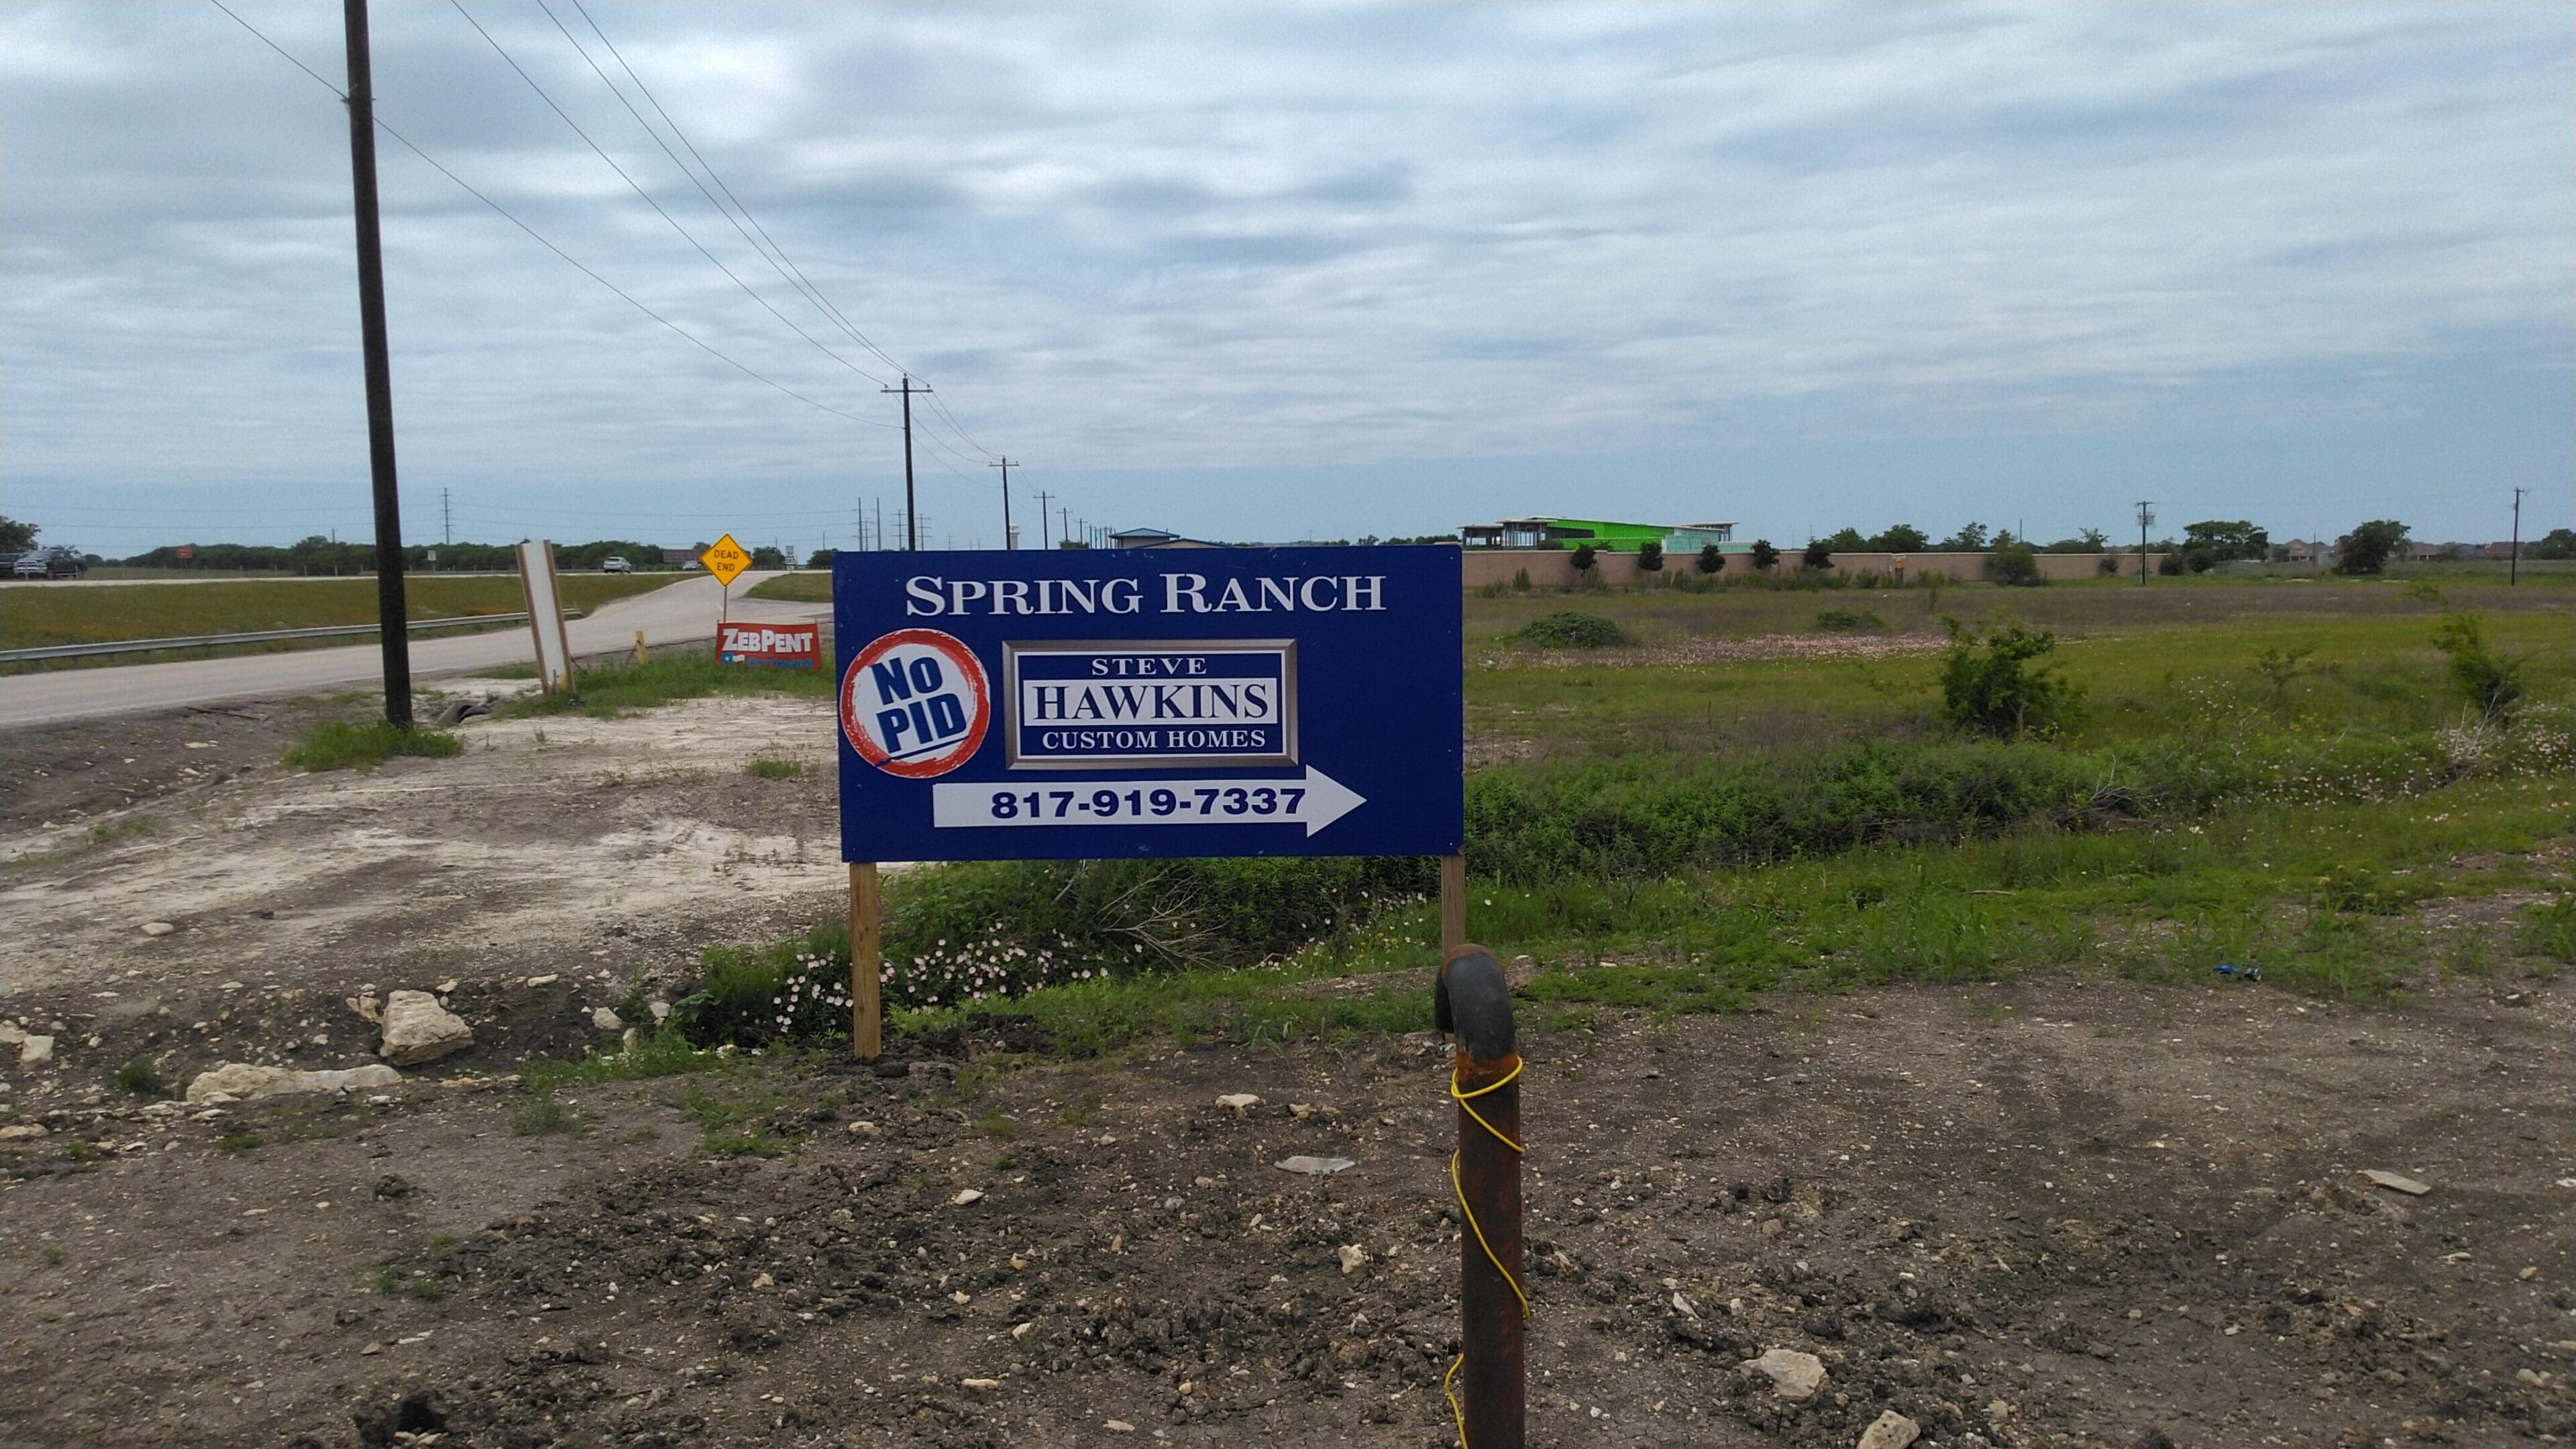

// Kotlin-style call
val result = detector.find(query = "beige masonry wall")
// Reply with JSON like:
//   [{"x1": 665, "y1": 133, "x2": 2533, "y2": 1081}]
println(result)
[{"x1": 1458, "y1": 549, "x2": 2165, "y2": 589}]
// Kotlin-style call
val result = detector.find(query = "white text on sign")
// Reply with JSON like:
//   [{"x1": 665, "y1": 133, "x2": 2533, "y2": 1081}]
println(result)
[
  {"x1": 902, "y1": 573, "x2": 1385, "y2": 616},
  {"x1": 929, "y1": 767, "x2": 1365, "y2": 837}
]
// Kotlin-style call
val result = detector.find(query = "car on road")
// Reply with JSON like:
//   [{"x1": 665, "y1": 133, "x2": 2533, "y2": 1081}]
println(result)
[
  {"x1": 7, "y1": 554, "x2": 46, "y2": 579},
  {"x1": 600, "y1": 555, "x2": 633, "y2": 573}
]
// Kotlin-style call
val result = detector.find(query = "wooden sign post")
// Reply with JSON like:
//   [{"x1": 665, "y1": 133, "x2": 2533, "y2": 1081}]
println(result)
[{"x1": 849, "y1": 862, "x2": 881, "y2": 1060}]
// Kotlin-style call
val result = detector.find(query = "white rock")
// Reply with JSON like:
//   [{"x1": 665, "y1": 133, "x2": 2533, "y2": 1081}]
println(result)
[
  {"x1": 0, "y1": 1124, "x2": 46, "y2": 1140},
  {"x1": 1857, "y1": 1409, "x2": 1921, "y2": 1449},
  {"x1": 19, "y1": 1036, "x2": 54, "y2": 1066},
  {"x1": 648, "y1": 1000, "x2": 672, "y2": 1022},
  {"x1": 1273, "y1": 1155, "x2": 1355, "y2": 1175},
  {"x1": 184, "y1": 1062, "x2": 402, "y2": 1104},
  {"x1": 961, "y1": 1378, "x2": 1000, "y2": 1391},
  {"x1": 526, "y1": 974, "x2": 559, "y2": 988},
  {"x1": 435, "y1": 979, "x2": 460, "y2": 995},
  {"x1": 1289, "y1": 1102, "x2": 1315, "y2": 1120},
  {"x1": 1741, "y1": 1347, "x2": 1827, "y2": 1401},
  {"x1": 1215, "y1": 1093, "x2": 1260, "y2": 1112},
  {"x1": 0, "y1": 1023, "x2": 21, "y2": 1047},
  {"x1": 847, "y1": 1120, "x2": 879, "y2": 1136},
  {"x1": 1338, "y1": 1244, "x2": 1370, "y2": 1276},
  {"x1": 378, "y1": 990, "x2": 474, "y2": 1065},
  {"x1": 952, "y1": 1188, "x2": 986, "y2": 1205},
  {"x1": 1104, "y1": 1421, "x2": 1136, "y2": 1434},
  {"x1": 345, "y1": 992, "x2": 382, "y2": 1024},
  {"x1": 2363, "y1": 1169, "x2": 2431, "y2": 1196},
  {"x1": 140, "y1": 921, "x2": 175, "y2": 937},
  {"x1": 592, "y1": 1007, "x2": 624, "y2": 1031},
  {"x1": 1011, "y1": 1321, "x2": 1034, "y2": 1339},
  {"x1": 752, "y1": 1272, "x2": 775, "y2": 1289}
]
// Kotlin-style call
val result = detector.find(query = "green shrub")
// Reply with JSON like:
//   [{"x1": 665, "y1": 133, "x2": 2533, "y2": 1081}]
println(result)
[
  {"x1": 1750, "y1": 539, "x2": 1780, "y2": 571},
  {"x1": 745, "y1": 757, "x2": 806, "y2": 779},
  {"x1": 1511, "y1": 568, "x2": 1532, "y2": 592},
  {"x1": 282, "y1": 720, "x2": 463, "y2": 772},
  {"x1": 1510, "y1": 611, "x2": 1622, "y2": 648},
  {"x1": 1937, "y1": 616, "x2": 2085, "y2": 739},
  {"x1": 1635, "y1": 540, "x2": 1664, "y2": 573},
  {"x1": 1568, "y1": 544, "x2": 1597, "y2": 573},
  {"x1": 2431, "y1": 612, "x2": 2526, "y2": 723},
  {"x1": 1813, "y1": 609, "x2": 1885, "y2": 632},
  {"x1": 1697, "y1": 544, "x2": 1725, "y2": 576},
  {"x1": 113, "y1": 1060, "x2": 164, "y2": 1098},
  {"x1": 1989, "y1": 540, "x2": 2043, "y2": 587}
]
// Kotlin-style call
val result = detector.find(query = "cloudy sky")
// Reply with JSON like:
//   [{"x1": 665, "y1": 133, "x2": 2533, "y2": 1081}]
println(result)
[{"x1": 3, "y1": 2, "x2": 2567, "y2": 553}]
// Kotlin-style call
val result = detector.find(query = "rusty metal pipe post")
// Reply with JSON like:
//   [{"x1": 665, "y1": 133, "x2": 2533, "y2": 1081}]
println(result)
[{"x1": 1436, "y1": 945, "x2": 1523, "y2": 1449}]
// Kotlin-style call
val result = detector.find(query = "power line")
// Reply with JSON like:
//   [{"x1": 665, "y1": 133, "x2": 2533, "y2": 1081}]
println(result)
[
  {"x1": 448, "y1": 1, "x2": 893, "y2": 396},
  {"x1": 568, "y1": 1, "x2": 915, "y2": 384},
  {"x1": 205, "y1": 0, "x2": 895, "y2": 433},
  {"x1": 564, "y1": 0, "x2": 997, "y2": 467}
]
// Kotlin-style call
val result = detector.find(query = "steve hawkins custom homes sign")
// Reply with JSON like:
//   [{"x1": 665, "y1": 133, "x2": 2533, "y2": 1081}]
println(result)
[{"x1": 833, "y1": 547, "x2": 1462, "y2": 863}]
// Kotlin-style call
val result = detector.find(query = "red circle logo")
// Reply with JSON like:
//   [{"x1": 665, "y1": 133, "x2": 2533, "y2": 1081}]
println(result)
[{"x1": 840, "y1": 629, "x2": 991, "y2": 778}]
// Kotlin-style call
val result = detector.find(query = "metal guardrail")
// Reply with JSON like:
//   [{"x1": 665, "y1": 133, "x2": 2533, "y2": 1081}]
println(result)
[{"x1": 0, "y1": 609, "x2": 584, "y2": 663}]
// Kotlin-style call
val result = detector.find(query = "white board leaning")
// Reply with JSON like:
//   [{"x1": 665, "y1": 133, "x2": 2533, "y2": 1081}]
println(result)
[{"x1": 516, "y1": 539, "x2": 576, "y2": 694}]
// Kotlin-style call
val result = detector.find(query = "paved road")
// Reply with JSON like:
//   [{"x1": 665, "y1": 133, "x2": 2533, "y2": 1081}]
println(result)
[{"x1": 0, "y1": 572, "x2": 829, "y2": 729}]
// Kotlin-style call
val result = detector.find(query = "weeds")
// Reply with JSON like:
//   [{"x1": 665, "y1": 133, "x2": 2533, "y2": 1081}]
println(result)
[
  {"x1": 520, "y1": 1027, "x2": 733, "y2": 1096},
  {"x1": 510, "y1": 1098, "x2": 586, "y2": 1136},
  {"x1": 1813, "y1": 608, "x2": 1886, "y2": 631},
  {"x1": 282, "y1": 720, "x2": 464, "y2": 772},
  {"x1": 1509, "y1": 611, "x2": 1623, "y2": 648},
  {"x1": 2521, "y1": 895, "x2": 2574, "y2": 967},
  {"x1": 745, "y1": 757, "x2": 806, "y2": 780},
  {"x1": 674, "y1": 1083, "x2": 796, "y2": 1157},
  {"x1": 113, "y1": 1059, "x2": 164, "y2": 1098},
  {"x1": 500, "y1": 653, "x2": 831, "y2": 720}
]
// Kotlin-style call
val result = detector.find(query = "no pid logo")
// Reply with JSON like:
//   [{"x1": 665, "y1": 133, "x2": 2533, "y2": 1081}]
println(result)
[{"x1": 841, "y1": 629, "x2": 991, "y2": 777}]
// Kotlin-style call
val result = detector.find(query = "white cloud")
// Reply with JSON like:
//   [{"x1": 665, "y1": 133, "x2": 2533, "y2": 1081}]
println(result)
[{"x1": 1, "y1": 1, "x2": 2565, "y2": 545}]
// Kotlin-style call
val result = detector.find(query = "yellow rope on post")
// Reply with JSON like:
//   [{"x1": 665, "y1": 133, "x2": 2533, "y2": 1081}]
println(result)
[{"x1": 1443, "y1": 1057, "x2": 1528, "y2": 1448}]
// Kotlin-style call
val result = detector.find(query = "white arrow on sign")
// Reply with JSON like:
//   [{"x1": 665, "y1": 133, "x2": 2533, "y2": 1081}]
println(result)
[{"x1": 932, "y1": 767, "x2": 1365, "y2": 838}]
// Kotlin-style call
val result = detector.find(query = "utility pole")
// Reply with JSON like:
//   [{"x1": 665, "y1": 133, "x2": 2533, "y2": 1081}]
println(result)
[
  {"x1": 343, "y1": 0, "x2": 412, "y2": 727},
  {"x1": 989, "y1": 457, "x2": 1018, "y2": 549},
  {"x1": 2134, "y1": 501, "x2": 2155, "y2": 586},
  {"x1": 1034, "y1": 490, "x2": 1054, "y2": 549},
  {"x1": 1060, "y1": 507, "x2": 1071, "y2": 550},
  {"x1": 441, "y1": 487, "x2": 452, "y2": 547},
  {"x1": 882, "y1": 375, "x2": 930, "y2": 551},
  {"x1": 2510, "y1": 487, "x2": 2527, "y2": 586}
]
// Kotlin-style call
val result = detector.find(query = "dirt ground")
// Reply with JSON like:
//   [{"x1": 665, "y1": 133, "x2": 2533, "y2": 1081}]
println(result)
[{"x1": 3, "y1": 692, "x2": 2573, "y2": 1449}]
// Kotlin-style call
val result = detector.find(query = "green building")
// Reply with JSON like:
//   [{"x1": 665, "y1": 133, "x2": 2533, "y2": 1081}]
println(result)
[{"x1": 1459, "y1": 517, "x2": 1738, "y2": 552}]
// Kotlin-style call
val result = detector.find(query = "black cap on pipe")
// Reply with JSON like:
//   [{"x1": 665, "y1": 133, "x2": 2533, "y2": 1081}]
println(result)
[{"x1": 1435, "y1": 945, "x2": 1515, "y2": 1061}]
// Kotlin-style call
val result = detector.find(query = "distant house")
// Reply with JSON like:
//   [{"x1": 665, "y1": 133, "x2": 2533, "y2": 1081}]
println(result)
[
  {"x1": 2485, "y1": 541, "x2": 2522, "y2": 560},
  {"x1": 2279, "y1": 539, "x2": 2329, "y2": 564},
  {"x1": 1110, "y1": 527, "x2": 1222, "y2": 550}
]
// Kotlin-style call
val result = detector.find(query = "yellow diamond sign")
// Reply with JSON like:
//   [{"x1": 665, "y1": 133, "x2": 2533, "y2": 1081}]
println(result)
[{"x1": 700, "y1": 533, "x2": 751, "y2": 586}]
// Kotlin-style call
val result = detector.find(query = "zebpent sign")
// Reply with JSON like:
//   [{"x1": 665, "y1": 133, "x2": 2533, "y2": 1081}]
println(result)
[
  {"x1": 720, "y1": 622, "x2": 820, "y2": 669},
  {"x1": 834, "y1": 547, "x2": 1461, "y2": 862}
]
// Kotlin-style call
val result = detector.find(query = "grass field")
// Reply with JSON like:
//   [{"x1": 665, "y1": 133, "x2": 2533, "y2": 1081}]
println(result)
[
  {"x1": 607, "y1": 571, "x2": 2573, "y2": 1055},
  {"x1": 742, "y1": 570, "x2": 832, "y2": 603},
  {"x1": 0, "y1": 574, "x2": 680, "y2": 651}
]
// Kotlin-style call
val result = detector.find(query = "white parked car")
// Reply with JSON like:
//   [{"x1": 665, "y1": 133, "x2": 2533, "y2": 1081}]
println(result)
[{"x1": 600, "y1": 555, "x2": 632, "y2": 573}]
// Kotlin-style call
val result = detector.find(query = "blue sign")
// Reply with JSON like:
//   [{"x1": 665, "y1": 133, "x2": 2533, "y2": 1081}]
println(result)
[{"x1": 835, "y1": 546, "x2": 1461, "y2": 862}]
